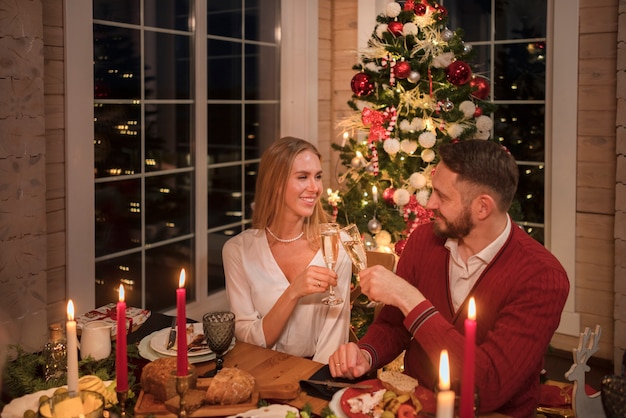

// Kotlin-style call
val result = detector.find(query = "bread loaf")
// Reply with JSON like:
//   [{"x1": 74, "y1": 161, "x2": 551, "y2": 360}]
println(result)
[
  {"x1": 141, "y1": 357, "x2": 197, "y2": 401},
  {"x1": 378, "y1": 370, "x2": 419, "y2": 395},
  {"x1": 205, "y1": 367, "x2": 255, "y2": 405}
]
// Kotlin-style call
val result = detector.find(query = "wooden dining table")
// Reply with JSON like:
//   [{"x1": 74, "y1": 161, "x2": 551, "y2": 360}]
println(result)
[{"x1": 132, "y1": 337, "x2": 509, "y2": 418}]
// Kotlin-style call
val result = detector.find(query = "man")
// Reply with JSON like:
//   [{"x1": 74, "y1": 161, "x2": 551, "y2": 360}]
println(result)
[{"x1": 329, "y1": 140, "x2": 569, "y2": 417}]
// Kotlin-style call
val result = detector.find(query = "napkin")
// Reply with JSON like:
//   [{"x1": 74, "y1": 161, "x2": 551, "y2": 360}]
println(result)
[{"x1": 299, "y1": 365, "x2": 371, "y2": 401}]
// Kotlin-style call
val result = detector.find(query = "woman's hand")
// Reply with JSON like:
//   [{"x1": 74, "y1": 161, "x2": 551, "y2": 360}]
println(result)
[{"x1": 289, "y1": 265, "x2": 338, "y2": 298}]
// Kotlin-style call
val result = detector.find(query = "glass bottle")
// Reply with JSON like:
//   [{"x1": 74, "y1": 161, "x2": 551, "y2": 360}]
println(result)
[{"x1": 43, "y1": 323, "x2": 67, "y2": 381}]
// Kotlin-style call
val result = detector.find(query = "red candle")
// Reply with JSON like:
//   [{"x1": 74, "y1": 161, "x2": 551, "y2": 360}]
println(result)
[
  {"x1": 460, "y1": 297, "x2": 476, "y2": 418},
  {"x1": 116, "y1": 285, "x2": 128, "y2": 392},
  {"x1": 176, "y1": 269, "x2": 188, "y2": 376}
]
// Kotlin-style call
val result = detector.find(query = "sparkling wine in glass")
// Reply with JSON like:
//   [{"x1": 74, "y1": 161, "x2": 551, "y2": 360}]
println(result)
[
  {"x1": 319, "y1": 222, "x2": 343, "y2": 305},
  {"x1": 202, "y1": 311, "x2": 235, "y2": 377},
  {"x1": 341, "y1": 224, "x2": 367, "y2": 272}
]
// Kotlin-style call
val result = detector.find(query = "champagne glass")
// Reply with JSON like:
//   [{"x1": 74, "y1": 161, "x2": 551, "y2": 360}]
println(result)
[
  {"x1": 319, "y1": 222, "x2": 343, "y2": 305},
  {"x1": 340, "y1": 223, "x2": 380, "y2": 308},
  {"x1": 202, "y1": 311, "x2": 235, "y2": 377}
]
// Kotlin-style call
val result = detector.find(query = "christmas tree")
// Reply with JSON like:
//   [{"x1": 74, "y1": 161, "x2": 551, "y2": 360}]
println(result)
[{"x1": 326, "y1": 0, "x2": 495, "y2": 255}]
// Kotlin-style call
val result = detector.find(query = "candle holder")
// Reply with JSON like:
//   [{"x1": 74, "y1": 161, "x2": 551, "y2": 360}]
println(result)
[
  {"x1": 116, "y1": 390, "x2": 128, "y2": 418},
  {"x1": 174, "y1": 370, "x2": 194, "y2": 418}
]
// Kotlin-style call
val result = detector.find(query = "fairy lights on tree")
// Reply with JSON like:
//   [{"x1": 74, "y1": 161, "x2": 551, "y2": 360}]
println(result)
[{"x1": 327, "y1": 0, "x2": 496, "y2": 255}]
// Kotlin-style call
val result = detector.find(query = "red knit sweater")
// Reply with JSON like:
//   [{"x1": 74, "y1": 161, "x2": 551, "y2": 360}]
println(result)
[{"x1": 358, "y1": 221, "x2": 570, "y2": 417}]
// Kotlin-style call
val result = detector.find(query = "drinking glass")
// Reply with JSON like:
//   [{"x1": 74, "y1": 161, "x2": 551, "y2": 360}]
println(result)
[
  {"x1": 319, "y1": 222, "x2": 343, "y2": 305},
  {"x1": 202, "y1": 311, "x2": 235, "y2": 377},
  {"x1": 340, "y1": 223, "x2": 382, "y2": 308}
]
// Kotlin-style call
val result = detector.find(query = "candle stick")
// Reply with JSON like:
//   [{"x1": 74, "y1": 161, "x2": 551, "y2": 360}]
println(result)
[
  {"x1": 460, "y1": 297, "x2": 477, "y2": 418},
  {"x1": 436, "y1": 350, "x2": 455, "y2": 418},
  {"x1": 372, "y1": 185, "x2": 378, "y2": 203},
  {"x1": 116, "y1": 285, "x2": 128, "y2": 392},
  {"x1": 176, "y1": 269, "x2": 188, "y2": 376},
  {"x1": 341, "y1": 131, "x2": 349, "y2": 147},
  {"x1": 66, "y1": 300, "x2": 79, "y2": 393}
]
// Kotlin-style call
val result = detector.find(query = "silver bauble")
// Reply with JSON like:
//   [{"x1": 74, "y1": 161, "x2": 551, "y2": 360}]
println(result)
[
  {"x1": 351, "y1": 156, "x2": 363, "y2": 169},
  {"x1": 441, "y1": 28, "x2": 454, "y2": 42},
  {"x1": 463, "y1": 43, "x2": 473, "y2": 54},
  {"x1": 407, "y1": 71, "x2": 421, "y2": 83},
  {"x1": 368, "y1": 218, "x2": 382, "y2": 234},
  {"x1": 442, "y1": 99, "x2": 454, "y2": 112}
]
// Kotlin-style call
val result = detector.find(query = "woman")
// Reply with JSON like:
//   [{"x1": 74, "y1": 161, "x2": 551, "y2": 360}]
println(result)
[{"x1": 223, "y1": 137, "x2": 352, "y2": 363}]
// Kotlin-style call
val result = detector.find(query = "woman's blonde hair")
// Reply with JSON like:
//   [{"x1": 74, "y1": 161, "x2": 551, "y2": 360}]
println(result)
[{"x1": 252, "y1": 137, "x2": 329, "y2": 246}]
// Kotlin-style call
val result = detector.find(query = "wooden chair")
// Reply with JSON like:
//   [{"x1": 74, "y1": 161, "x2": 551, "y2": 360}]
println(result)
[{"x1": 349, "y1": 250, "x2": 397, "y2": 343}]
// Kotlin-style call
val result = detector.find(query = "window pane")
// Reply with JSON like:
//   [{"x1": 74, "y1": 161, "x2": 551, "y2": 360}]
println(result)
[
  {"x1": 94, "y1": 104, "x2": 142, "y2": 178},
  {"x1": 495, "y1": 0, "x2": 546, "y2": 40},
  {"x1": 465, "y1": 44, "x2": 491, "y2": 80},
  {"x1": 245, "y1": 103, "x2": 278, "y2": 158},
  {"x1": 207, "y1": 0, "x2": 242, "y2": 38},
  {"x1": 208, "y1": 39, "x2": 242, "y2": 100},
  {"x1": 145, "y1": 240, "x2": 194, "y2": 311},
  {"x1": 515, "y1": 163, "x2": 545, "y2": 224},
  {"x1": 244, "y1": 162, "x2": 258, "y2": 220},
  {"x1": 145, "y1": 32, "x2": 191, "y2": 100},
  {"x1": 146, "y1": 104, "x2": 192, "y2": 171},
  {"x1": 144, "y1": 0, "x2": 192, "y2": 31},
  {"x1": 95, "y1": 254, "x2": 142, "y2": 308},
  {"x1": 207, "y1": 232, "x2": 229, "y2": 294},
  {"x1": 145, "y1": 173, "x2": 193, "y2": 244},
  {"x1": 94, "y1": 0, "x2": 140, "y2": 25},
  {"x1": 245, "y1": 0, "x2": 279, "y2": 42},
  {"x1": 444, "y1": 0, "x2": 491, "y2": 43},
  {"x1": 208, "y1": 104, "x2": 243, "y2": 163},
  {"x1": 208, "y1": 166, "x2": 243, "y2": 228},
  {"x1": 494, "y1": 42, "x2": 546, "y2": 100},
  {"x1": 495, "y1": 104, "x2": 545, "y2": 161},
  {"x1": 95, "y1": 180, "x2": 142, "y2": 257},
  {"x1": 94, "y1": 25, "x2": 141, "y2": 99},
  {"x1": 245, "y1": 43, "x2": 279, "y2": 100}
]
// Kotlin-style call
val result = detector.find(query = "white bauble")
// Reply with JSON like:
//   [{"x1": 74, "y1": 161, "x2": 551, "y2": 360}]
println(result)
[
  {"x1": 410, "y1": 118, "x2": 424, "y2": 131},
  {"x1": 421, "y1": 148, "x2": 436, "y2": 162},
  {"x1": 459, "y1": 100, "x2": 476, "y2": 118},
  {"x1": 375, "y1": 230, "x2": 392, "y2": 246},
  {"x1": 398, "y1": 119, "x2": 412, "y2": 132},
  {"x1": 400, "y1": 139, "x2": 418, "y2": 154},
  {"x1": 409, "y1": 172, "x2": 427, "y2": 189},
  {"x1": 447, "y1": 123, "x2": 464, "y2": 139},
  {"x1": 376, "y1": 23, "x2": 388, "y2": 38},
  {"x1": 403, "y1": 22, "x2": 418, "y2": 36},
  {"x1": 416, "y1": 189, "x2": 431, "y2": 206},
  {"x1": 393, "y1": 188, "x2": 411, "y2": 206},
  {"x1": 385, "y1": 2, "x2": 402, "y2": 17},
  {"x1": 475, "y1": 115, "x2": 493, "y2": 131},
  {"x1": 418, "y1": 131, "x2": 436, "y2": 149},
  {"x1": 383, "y1": 138, "x2": 401, "y2": 156}
]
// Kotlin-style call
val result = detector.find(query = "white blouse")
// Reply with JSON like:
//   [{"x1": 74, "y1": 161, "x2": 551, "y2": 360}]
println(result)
[{"x1": 222, "y1": 228, "x2": 352, "y2": 364}]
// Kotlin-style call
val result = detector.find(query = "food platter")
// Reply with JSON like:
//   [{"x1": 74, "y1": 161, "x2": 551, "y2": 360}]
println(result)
[
  {"x1": 150, "y1": 323, "x2": 211, "y2": 357},
  {"x1": 339, "y1": 379, "x2": 436, "y2": 418}
]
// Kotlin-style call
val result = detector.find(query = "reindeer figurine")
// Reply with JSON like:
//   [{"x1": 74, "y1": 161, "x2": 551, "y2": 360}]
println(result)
[{"x1": 564, "y1": 325, "x2": 605, "y2": 418}]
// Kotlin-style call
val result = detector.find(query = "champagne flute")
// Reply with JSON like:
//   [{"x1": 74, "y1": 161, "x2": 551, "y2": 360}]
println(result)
[
  {"x1": 340, "y1": 223, "x2": 380, "y2": 308},
  {"x1": 319, "y1": 222, "x2": 343, "y2": 305}
]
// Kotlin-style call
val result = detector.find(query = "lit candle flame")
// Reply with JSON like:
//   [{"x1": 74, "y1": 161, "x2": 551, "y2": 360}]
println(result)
[
  {"x1": 67, "y1": 299, "x2": 75, "y2": 321},
  {"x1": 179, "y1": 268, "x2": 186, "y2": 288},
  {"x1": 119, "y1": 284, "x2": 125, "y2": 302},
  {"x1": 469, "y1": 297, "x2": 476, "y2": 321},
  {"x1": 439, "y1": 349, "x2": 450, "y2": 391}
]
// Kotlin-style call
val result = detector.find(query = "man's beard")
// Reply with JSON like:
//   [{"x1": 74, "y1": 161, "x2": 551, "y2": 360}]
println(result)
[{"x1": 432, "y1": 206, "x2": 474, "y2": 239}]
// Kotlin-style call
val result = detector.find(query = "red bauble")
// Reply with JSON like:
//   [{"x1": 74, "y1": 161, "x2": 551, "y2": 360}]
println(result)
[
  {"x1": 445, "y1": 60, "x2": 472, "y2": 85},
  {"x1": 403, "y1": 0, "x2": 415, "y2": 11},
  {"x1": 470, "y1": 76, "x2": 490, "y2": 100},
  {"x1": 395, "y1": 239, "x2": 408, "y2": 256},
  {"x1": 473, "y1": 106, "x2": 483, "y2": 117},
  {"x1": 434, "y1": 4, "x2": 448, "y2": 20},
  {"x1": 350, "y1": 73, "x2": 375, "y2": 97},
  {"x1": 388, "y1": 21, "x2": 404, "y2": 37},
  {"x1": 413, "y1": 3, "x2": 426, "y2": 15},
  {"x1": 394, "y1": 61, "x2": 411, "y2": 79},
  {"x1": 382, "y1": 187, "x2": 396, "y2": 205}
]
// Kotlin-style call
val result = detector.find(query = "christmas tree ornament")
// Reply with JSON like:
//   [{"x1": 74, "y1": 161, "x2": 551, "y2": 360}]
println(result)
[
  {"x1": 388, "y1": 21, "x2": 404, "y2": 36},
  {"x1": 383, "y1": 138, "x2": 401, "y2": 155},
  {"x1": 441, "y1": 28, "x2": 454, "y2": 42},
  {"x1": 421, "y1": 148, "x2": 436, "y2": 162},
  {"x1": 459, "y1": 100, "x2": 476, "y2": 118},
  {"x1": 385, "y1": 2, "x2": 402, "y2": 17},
  {"x1": 383, "y1": 187, "x2": 396, "y2": 205},
  {"x1": 400, "y1": 139, "x2": 418, "y2": 154},
  {"x1": 474, "y1": 107, "x2": 483, "y2": 117},
  {"x1": 418, "y1": 131, "x2": 436, "y2": 149},
  {"x1": 403, "y1": 22, "x2": 419, "y2": 37},
  {"x1": 441, "y1": 99, "x2": 454, "y2": 112},
  {"x1": 403, "y1": 0, "x2": 415, "y2": 12},
  {"x1": 470, "y1": 76, "x2": 490, "y2": 100},
  {"x1": 407, "y1": 70, "x2": 421, "y2": 83},
  {"x1": 351, "y1": 73, "x2": 375, "y2": 97},
  {"x1": 368, "y1": 217, "x2": 382, "y2": 234},
  {"x1": 446, "y1": 60, "x2": 472, "y2": 85},
  {"x1": 351, "y1": 156, "x2": 363, "y2": 169},
  {"x1": 394, "y1": 61, "x2": 412, "y2": 79},
  {"x1": 463, "y1": 42, "x2": 473, "y2": 54},
  {"x1": 414, "y1": 2, "x2": 427, "y2": 16}
]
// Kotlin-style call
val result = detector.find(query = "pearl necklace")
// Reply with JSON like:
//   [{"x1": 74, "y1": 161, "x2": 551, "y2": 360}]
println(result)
[{"x1": 265, "y1": 227, "x2": 304, "y2": 243}]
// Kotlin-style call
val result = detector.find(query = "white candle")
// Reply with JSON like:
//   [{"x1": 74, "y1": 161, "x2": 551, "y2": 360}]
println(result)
[
  {"x1": 66, "y1": 300, "x2": 79, "y2": 393},
  {"x1": 342, "y1": 131, "x2": 349, "y2": 147},
  {"x1": 436, "y1": 350, "x2": 455, "y2": 418},
  {"x1": 372, "y1": 185, "x2": 378, "y2": 203}
]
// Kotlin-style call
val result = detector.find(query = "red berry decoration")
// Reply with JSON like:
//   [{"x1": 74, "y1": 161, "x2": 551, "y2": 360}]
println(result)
[
  {"x1": 388, "y1": 21, "x2": 404, "y2": 37},
  {"x1": 350, "y1": 73, "x2": 375, "y2": 97},
  {"x1": 414, "y1": 3, "x2": 426, "y2": 15},
  {"x1": 394, "y1": 61, "x2": 411, "y2": 79},
  {"x1": 470, "y1": 76, "x2": 490, "y2": 100},
  {"x1": 445, "y1": 60, "x2": 472, "y2": 85}
]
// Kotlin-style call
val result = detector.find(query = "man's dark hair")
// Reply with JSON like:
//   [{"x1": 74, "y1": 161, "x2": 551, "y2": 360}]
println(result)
[{"x1": 438, "y1": 140, "x2": 519, "y2": 211}]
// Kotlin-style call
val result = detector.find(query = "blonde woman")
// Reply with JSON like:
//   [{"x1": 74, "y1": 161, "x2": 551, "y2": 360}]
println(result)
[{"x1": 223, "y1": 137, "x2": 351, "y2": 363}]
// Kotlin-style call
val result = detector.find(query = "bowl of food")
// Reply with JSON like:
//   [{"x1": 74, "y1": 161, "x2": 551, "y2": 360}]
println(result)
[{"x1": 38, "y1": 389, "x2": 104, "y2": 418}]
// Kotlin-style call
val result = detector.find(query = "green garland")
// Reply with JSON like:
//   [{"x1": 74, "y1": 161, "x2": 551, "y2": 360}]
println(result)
[{"x1": 2, "y1": 343, "x2": 140, "y2": 414}]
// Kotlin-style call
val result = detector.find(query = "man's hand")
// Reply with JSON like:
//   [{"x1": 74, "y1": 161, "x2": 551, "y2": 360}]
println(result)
[
  {"x1": 329, "y1": 342, "x2": 372, "y2": 379},
  {"x1": 358, "y1": 265, "x2": 425, "y2": 315}
]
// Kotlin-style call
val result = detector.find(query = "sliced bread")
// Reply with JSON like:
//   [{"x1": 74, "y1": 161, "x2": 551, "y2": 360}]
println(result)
[{"x1": 378, "y1": 370, "x2": 419, "y2": 395}]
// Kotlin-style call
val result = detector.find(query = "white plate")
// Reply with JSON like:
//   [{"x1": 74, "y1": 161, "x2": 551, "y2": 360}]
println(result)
[
  {"x1": 329, "y1": 388, "x2": 349, "y2": 418},
  {"x1": 139, "y1": 330, "x2": 235, "y2": 364},
  {"x1": 1, "y1": 382, "x2": 113, "y2": 418},
  {"x1": 226, "y1": 404, "x2": 299, "y2": 418},
  {"x1": 150, "y1": 323, "x2": 211, "y2": 357}
]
